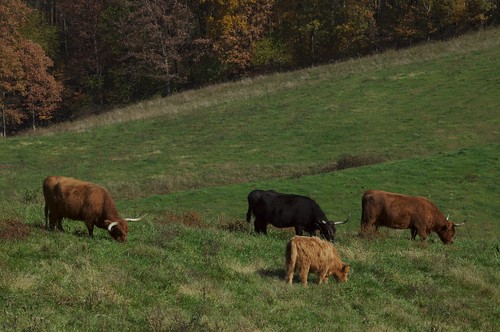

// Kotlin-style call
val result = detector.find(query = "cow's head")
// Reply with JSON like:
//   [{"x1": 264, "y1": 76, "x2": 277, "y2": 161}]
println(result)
[
  {"x1": 330, "y1": 263, "x2": 350, "y2": 283},
  {"x1": 106, "y1": 219, "x2": 128, "y2": 242},
  {"x1": 437, "y1": 218, "x2": 466, "y2": 244},
  {"x1": 316, "y1": 214, "x2": 350, "y2": 242},
  {"x1": 315, "y1": 220, "x2": 336, "y2": 242}
]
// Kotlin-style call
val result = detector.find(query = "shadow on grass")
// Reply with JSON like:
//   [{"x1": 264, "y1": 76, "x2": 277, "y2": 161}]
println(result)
[{"x1": 258, "y1": 268, "x2": 285, "y2": 280}]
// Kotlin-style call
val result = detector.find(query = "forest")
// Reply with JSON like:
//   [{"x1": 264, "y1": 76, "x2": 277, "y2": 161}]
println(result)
[{"x1": 1, "y1": 0, "x2": 499, "y2": 136}]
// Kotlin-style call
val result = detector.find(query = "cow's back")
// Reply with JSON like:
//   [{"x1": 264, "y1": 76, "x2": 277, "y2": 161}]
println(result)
[
  {"x1": 268, "y1": 194, "x2": 325, "y2": 228},
  {"x1": 65, "y1": 179, "x2": 106, "y2": 220},
  {"x1": 290, "y1": 236, "x2": 337, "y2": 271},
  {"x1": 363, "y1": 190, "x2": 416, "y2": 229},
  {"x1": 45, "y1": 176, "x2": 115, "y2": 222},
  {"x1": 362, "y1": 190, "x2": 446, "y2": 230}
]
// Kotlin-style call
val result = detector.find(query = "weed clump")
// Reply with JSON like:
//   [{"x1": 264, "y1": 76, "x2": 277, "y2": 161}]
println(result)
[
  {"x1": 164, "y1": 211, "x2": 206, "y2": 228},
  {"x1": 0, "y1": 219, "x2": 30, "y2": 241},
  {"x1": 336, "y1": 153, "x2": 387, "y2": 170},
  {"x1": 219, "y1": 217, "x2": 248, "y2": 233}
]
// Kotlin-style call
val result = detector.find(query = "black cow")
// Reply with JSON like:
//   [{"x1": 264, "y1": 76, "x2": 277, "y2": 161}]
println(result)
[{"x1": 246, "y1": 189, "x2": 349, "y2": 242}]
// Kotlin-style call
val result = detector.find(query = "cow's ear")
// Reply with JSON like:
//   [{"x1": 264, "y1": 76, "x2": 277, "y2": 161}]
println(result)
[{"x1": 342, "y1": 264, "x2": 350, "y2": 273}]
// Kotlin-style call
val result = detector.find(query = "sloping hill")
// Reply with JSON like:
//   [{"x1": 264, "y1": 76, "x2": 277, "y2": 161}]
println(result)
[
  {"x1": 0, "y1": 28, "x2": 498, "y2": 331},
  {"x1": 1, "y1": 28, "x2": 498, "y2": 200}
]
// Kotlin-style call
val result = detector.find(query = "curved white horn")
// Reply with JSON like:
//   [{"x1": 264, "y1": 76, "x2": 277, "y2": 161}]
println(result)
[
  {"x1": 108, "y1": 221, "x2": 119, "y2": 231},
  {"x1": 125, "y1": 213, "x2": 148, "y2": 222},
  {"x1": 454, "y1": 219, "x2": 466, "y2": 227},
  {"x1": 446, "y1": 214, "x2": 449, "y2": 220},
  {"x1": 334, "y1": 214, "x2": 350, "y2": 225}
]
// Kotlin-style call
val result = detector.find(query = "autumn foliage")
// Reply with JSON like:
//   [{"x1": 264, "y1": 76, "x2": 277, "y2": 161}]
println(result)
[
  {"x1": 0, "y1": 0, "x2": 62, "y2": 136},
  {"x1": 0, "y1": 0, "x2": 498, "y2": 134}
]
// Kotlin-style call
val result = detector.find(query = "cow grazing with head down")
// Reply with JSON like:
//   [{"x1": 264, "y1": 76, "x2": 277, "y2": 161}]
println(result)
[
  {"x1": 360, "y1": 190, "x2": 466, "y2": 244},
  {"x1": 43, "y1": 176, "x2": 146, "y2": 242},
  {"x1": 285, "y1": 235, "x2": 350, "y2": 286},
  {"x1": 246, "y1": 189, "x2": 349, "y2": 242}
]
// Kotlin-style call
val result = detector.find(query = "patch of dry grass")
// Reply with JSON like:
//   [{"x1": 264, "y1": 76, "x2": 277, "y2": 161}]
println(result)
[
  {"x1": 28, "y1": 27, "x2": 500, "y2": 137},
  {"x1": 0, "y1": 219, "x2": 31, "y2": 241}
]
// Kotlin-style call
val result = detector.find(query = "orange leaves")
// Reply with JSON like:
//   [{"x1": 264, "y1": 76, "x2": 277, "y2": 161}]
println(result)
[
  {"x1": 201, "y1": 0, "x2": 274, "y2": 75},
  {"x1": 0, "y1": 0, "x2": 62, "y2": 134}
]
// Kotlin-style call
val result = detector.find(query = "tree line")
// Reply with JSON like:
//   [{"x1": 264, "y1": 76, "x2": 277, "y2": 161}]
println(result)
[{"x1": 1, "y1": 0, "x2": 498, "y2": 136}]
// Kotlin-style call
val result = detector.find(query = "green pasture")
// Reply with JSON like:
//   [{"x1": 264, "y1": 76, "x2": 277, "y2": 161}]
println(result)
[
  {"x1": 0, "y1": 28, "x2": 499, "y2": 331},
  {"x1": 0, "y1": 29, "x2": 498, "y2": 199}
]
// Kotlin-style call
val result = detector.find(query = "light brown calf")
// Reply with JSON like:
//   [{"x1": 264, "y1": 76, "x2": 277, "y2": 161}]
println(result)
[{"x1": 285, "y1": 236, "x2": 350, "y2": 286}]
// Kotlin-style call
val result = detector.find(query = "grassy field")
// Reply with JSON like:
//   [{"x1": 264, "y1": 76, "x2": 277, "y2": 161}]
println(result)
[{"x1": 0, "y1": 28, "x2": 499, "y2": 331}]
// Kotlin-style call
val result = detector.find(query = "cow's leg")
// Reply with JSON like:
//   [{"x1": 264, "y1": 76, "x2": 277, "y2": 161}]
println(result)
[
  {"x1": 411, "y1": 228, "x2": 417, "y2": 240},
  {"x1": 56, "y1": 217, "x2": 64, "y2": 231},
  {"x1": 48, "y1": 213, "x2": 56, "y2": 230},
  {"x1": 295, "y1": 226, "x2": 304, "y2": 236},
  {"x1": 286, "y1": 264, "x2": 294, "y2": 284},
  {"x1": 361, "y1": 219, "x2": 377, "y2": 235},
  {"x1": 299, "y1": 265, "x2": 310, "y2": 287},
  {"x1": 254, "y1": 218, "x2": 267, "y2": 234},
  {"x1": 85, "y1": 223, "x2": 95, "y2": 237},
  {"x1": 49, "y1": 213, "x2": 62, "y2": 231},
  {"x1": 44, "y1": 205, "x2": 49, "y2": 229},
  {"x1": 417, "y1": 228, "x2": 429, "y2": 242},
  {"x1": 318, "y1": 270, "x2": 328, "y2": 284},
  {"x1": 361, "y1": 208, "x2": 377, "y2": 232},
  {"x1": 261, "y1": 224, "x2": 268, "y2": 235}
]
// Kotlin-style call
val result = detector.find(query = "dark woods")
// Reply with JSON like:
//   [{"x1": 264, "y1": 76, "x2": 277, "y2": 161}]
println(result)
[{"x1": 1, "y1": 0, "x2": 498, "y2": 135}]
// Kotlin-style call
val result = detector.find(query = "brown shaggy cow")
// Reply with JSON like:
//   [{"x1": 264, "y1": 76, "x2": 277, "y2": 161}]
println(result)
[
  {"x1": 43, "y1": 176, "x2": 145, "y2": 242},
  {"x1": 360, "y1": 190, "x2": 466, "y2": 244},
  {"x1": 285, "y1": 236, "x2": 350, "y2": 286}
]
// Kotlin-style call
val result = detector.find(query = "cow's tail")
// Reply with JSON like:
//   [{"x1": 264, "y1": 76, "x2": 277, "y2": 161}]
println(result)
[
  {"x1": 44, "y1": 203, "x2": 49, "y2": 229},
  {"x1": 42, "y1": 179, "x2": 49, "y2": 229},
  {"x1": 246, "y1": 203, "x2": 252, "y2": 223},
  {"x1": 285, "y1": 239, "x2": 297, "y2": 284},
  {"x1": 361, "y1": 194, "x2": 367, "y2": 227}
]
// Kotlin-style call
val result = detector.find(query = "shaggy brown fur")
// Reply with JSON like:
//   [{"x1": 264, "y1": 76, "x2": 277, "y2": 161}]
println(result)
[
  {"x1": 360, "y1": 190, "x2": 465, "y2": 244},
  {"x1": 285, "y1": 236, "x2": 350, "y2": 286},
  {"x1": 43, "y1": 176, "x2": 129, "y2": 242}
]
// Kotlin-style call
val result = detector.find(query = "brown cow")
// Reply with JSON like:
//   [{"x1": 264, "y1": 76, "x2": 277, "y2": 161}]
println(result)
[
  {"x1": 43, "y1": 176, "x2": 145, "y2": 242},
  {"x1": 360, "y1": 190, "x2": 466, "y2": 244},
  {"x1": 285, "y1": 236, "x2": 350, "y2": 286}
]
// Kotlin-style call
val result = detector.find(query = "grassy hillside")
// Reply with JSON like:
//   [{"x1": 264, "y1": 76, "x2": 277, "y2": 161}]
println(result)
[
  {"x1": 0, "y1": 28, "x2": 499, "y2": 331},
  {"x1": 122, "y1": 144, "x2": 498, "y2": 239},
  {"x1": 1, "y1": 29, "x2": 498, "y2": 199},
  {"x1": 0, "y1": 146, "x2": 498, "y2": 331}
]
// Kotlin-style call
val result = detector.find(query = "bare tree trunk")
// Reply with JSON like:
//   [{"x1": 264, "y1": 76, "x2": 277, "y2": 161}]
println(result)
[
  {"x1": 145, "y1": 0, "x2": 171, "y2": 95},
  {"x1": 1, "y1": 91, "x2": 5, "y2": 137},
  {"x1": 1, "y1": 108, "x2": 6, "y2": 138},
  {"x1": 32, "y1": 109, "x2": 36, "y2": 131}
]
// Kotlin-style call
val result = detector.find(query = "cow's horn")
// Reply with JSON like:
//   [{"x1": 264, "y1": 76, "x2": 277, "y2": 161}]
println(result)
[
  {"x1": 446, "y1": 214, "x2": 449, "y2": 220},
  {"x1": 454, "y1": 219, "x2": 466, "y2": 227},
  {"x1": 334, "y1": 213, "x2": 350, "y2": 225},
  {"x1": 125, "y1": 213, "x2": 148, "y2": 222},
  {"x1": 108, "y1": 221, "x2": 119, "y2": 231}
]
